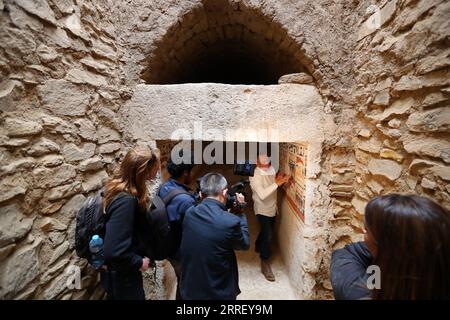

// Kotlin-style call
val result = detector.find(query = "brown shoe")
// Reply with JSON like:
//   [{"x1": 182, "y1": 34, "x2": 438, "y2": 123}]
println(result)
[{"x1": 261, "y1": 260, "x2": 275, "y2": 282}]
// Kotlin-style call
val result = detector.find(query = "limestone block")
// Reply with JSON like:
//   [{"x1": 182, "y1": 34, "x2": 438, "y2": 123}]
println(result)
[
  {"x1": 357, "y1": 129, "x2": 372, "y2": 138},
  {"x1": 27, "y1": 138, "x2": 60, "y2": 156},
  {"x1": 422, "y1": 92, "x2": 448, "y2": 108},
  {"x1": 4, "y1": 118, "x2": 42, "y2": 137},
  {"x1": 430, "y1": 165, "x2": 450, "y2": 181},
  {"x1": 358, "y1": 0, "x2": 398, "y2": 40},
  {"x1": 379, "y1": 97, "x2": 415, "y2": 121},
  {"x1": 39, "y1": 154, "x2": 64, "y2": 167},
  {"x1": 52, "y1": 0, "x2": 74, "y2": 15},
  {"x1": 82, "y1": 170, "x2": 108, "y2": 192},
  {"x1": 421, "y1": 177, "x2": 437, "y2": 190},
  {"x1": 59, "y1": 194, "x2": 86, "y2": 226},
  {"x1": 48, "y1": 241, "x2": 69, "y2": 265},
  {"x1": 0, "y1": 175, "x2": 27, "y2": 203},
  {"x1": 351, "y1": 196, "x2": 367, "y2": 216},
  {"x1": 97, "y1": 127, "x2": 120, "y2": 144},
  {"x1": 408, "y1": 158, "x2": 439, "y2": 173},
  {"x1": 33, "y1": 164, "x2": 77, "y2": 188},
  {"x1": 62, "y1": 143, "x2": 96, "y2": 162},
  {"x1": 373, "y1": 90, "x2": 390, "y2": 106},
  {"x1": 37, "y1": 80, "x2": 90, "y2": 116},
  {"x1": 79, "y1": 157, "x2": 104, "y2": 172},
  {"x1": 368, "y1": 158, "x2": 403, "y2": 181},
  {"x1": 74, "y1": 119, "x2": 97, "y2": 141},
  {"x1": 45, "y1": 181, "x2": 82, "y2": 201},
  {"x1": 0, "y1": 136, "x2": 29, "y2": 147},
  {"x1": 80, "y1": 56, "x2": 110, "y2": 75},
  {"x1": 14, "y1": 0, "x2": 57, "y2": 25},
  {"x1": 98, "y1": 142, "x2": 121, "y2": 154},
  {"x1": 416, "y1": 49, "x2": 450, "y2": 75},
  {"x1": 393, "y1": 70, "x2": 450, "y2": 92},
  {"x1": 40, "y1": 217, "x2": 67, "y2": 232},
  {"x1": 65, "y1": 68, "x2": 107, "y2": 87},
  {"x1": 406, "y1": 108, "x2": 450, "y2": 132},
  {"x1": 367, "y1": 179, "x2": 384, "y2": 194},
  {"x1": 61, "y1": 13, "x2": 90, "y2": 41},
  {"x1": 0, "y1": 203, "x2": 33, "y2": 247},
  {"x1": 278, "y1": 73, "x2": 313, "y2": 84},
  {"x1": 403, "y1": 136, "x2": 450, "y2": 163},
  {"x1": 36, "y1": 44, "x2": 58, "y2": 63},
  {"x1": 0, "y1": 238, "x2": 41, "y2": 298},
  {"x1": 0, "y1": 157, "x2": 35, "y2": 175},
  {"x1": 380, "y1": 148, "x2": 404, "y2": 162},
  {"x1": 0, "y1": 79, "x2": 23, "y2": 112}
]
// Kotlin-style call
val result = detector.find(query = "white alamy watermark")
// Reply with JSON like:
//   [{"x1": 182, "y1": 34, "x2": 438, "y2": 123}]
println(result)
[
  {"x1": 66, "y1": 265, "x2": 81, "y2": 290},
  {"x1": 169, "y1": 121, "x2": 281, "y2": 172},
  {"x1": 367, "y1": 265, "x2": 381, "y2": 290}
]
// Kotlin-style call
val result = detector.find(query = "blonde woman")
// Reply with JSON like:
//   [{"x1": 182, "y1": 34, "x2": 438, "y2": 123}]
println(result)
[{"x1": 101, "y1": 145, "x2": 160, "y2": 300}]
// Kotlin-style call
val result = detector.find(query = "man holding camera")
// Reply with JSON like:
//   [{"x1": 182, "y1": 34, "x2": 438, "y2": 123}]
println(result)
[
  {"x1": 249, "y1": 154, "x2": 290, "y2": 282},
  {"x1": 179, "y1": 173, "x2": 249, "y2": 300}
]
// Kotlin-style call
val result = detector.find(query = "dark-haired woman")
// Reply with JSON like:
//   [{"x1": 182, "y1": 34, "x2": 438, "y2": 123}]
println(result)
[
  {"x1": 331, "y1": 194, "x2": 450, "y2": 300},
  {"x1": 101, "y1": 145, "x2": 160, "y2": 300}
]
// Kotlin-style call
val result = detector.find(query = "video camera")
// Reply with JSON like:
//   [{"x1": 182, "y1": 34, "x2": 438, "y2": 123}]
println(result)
[
  {"x1": 225, "y1": 179, "x2": 250, "y2": 214},
  {"x1": 194, "y1": 178, "x2": 250, "y2": 214}
]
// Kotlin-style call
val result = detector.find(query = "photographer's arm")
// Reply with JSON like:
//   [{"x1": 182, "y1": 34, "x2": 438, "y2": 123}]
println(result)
[{"x1": 230, "y1": 214, "x2": 250, "y2": 251}]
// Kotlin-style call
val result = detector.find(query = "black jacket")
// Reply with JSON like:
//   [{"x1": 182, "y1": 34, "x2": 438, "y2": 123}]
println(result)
[
  {"x1": 330, "y1": 241, "x2": 374, "y2": 300},
  {"x1": 179, "y1": 198, "x2": 250, "y2": 300},
  {"x1": 104, "y1": 193, "x2": 149, "y2": 272}
]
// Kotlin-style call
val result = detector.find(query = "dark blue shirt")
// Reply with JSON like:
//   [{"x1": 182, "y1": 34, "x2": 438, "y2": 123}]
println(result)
[
  {"x1": 159, "y1": 178, "x2": 196, "y2": 222},
  {"x1": 180, "y1": 198, "x2": 250, "y2": 300},
  {"x1": 158, "y1": 178, "x2": 196, "y2": 258}
]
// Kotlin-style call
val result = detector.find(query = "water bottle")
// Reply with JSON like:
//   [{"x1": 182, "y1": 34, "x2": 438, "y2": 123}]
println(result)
[{"x1": 89, "y1": 235, "x2": 104, "y2": 270}]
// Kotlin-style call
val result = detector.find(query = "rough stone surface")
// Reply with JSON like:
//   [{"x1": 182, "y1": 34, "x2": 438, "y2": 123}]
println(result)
[
  {"x1": 82, "y1": 170, "x2": 108, "y2": 193},
  {"x1": 0, "y1": 239, "x2": 41, "y2": 298},
  {"x1": 27, "y1": 138, "x2": 60, "y2": 156},
  {"x1": 0, "y1": 204, "x2": 33, "y2": 247},
  {"x1": 3, "y1": 118, "x2": 42, "y2": 137},
  {"x1": 37, "y1": 80, "x2": 90, "y2": 116},
  {"x1": 278, "y1": 73, "x2": 314, "y2": 84},
  {"x1": 0, "y1": 0, "x2": 448, "y2": 301},
  {"x1": 368, "y1": 159, "x2": 403, "y2": 181},
  {"x1": 33, "y1": 164, "x2": 77, "y2": 188},
  {"x1": 62, "y1": 143, "x2": 96, "y2": 162}
]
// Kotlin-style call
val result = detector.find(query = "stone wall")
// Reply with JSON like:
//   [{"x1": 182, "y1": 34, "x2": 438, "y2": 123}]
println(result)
[
  {"x1": 0, "y1": 0, "x2": 145, "y2": 299},
  {"x1": 351, "y1": 0, "x2": 450, "y2": 215}
]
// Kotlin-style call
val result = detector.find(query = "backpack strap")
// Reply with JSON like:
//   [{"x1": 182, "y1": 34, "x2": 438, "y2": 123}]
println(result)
[{"x1": 161, "y1": 188, "x2": 191, "y2": 205}]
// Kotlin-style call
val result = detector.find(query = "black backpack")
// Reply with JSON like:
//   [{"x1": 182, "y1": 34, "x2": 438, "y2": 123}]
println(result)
[
  {"x1": 75, "y1": 188, "x2": 108, "y2": 263},
  {"x1": 75, "y1": 187, "x2": 191, "y2": 263},
  {"x1": 146, "y1": 188, "x2": 191, "y2": 261}
]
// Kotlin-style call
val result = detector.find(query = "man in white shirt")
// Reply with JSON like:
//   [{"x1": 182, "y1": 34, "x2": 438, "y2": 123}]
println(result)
[{"x1": 249, "y1": 154, "x2": 290, "y2": 281}]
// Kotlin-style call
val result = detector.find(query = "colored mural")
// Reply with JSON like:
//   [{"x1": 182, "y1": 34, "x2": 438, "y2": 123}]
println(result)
[{"x1": 279, "y1": 142, "x2": 308, "y2": 222}]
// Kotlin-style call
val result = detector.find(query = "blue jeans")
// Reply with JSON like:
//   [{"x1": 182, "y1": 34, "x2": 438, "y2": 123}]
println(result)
[{"x1": 255, "y1": 215, "x2": 275, "y2": 261}]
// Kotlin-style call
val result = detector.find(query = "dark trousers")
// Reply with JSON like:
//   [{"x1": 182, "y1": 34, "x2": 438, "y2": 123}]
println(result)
[
  {"x1": 101, "y1": 270, "x2": 145, "y2": 300},
  {"x1": 255, "y1": 214, "x2": 275, "y2": 261},
  {"x1": 168, "y1": 258, "x2": 182, "y2": 300}
]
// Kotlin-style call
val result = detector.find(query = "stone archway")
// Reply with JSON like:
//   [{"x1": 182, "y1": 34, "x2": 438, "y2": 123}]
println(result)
[
  {"x1": 120, "y1": 82, "x2": 335, "y2": 299},
  {"x1": 140, "y1": 0, "x2": 313, "y2": 85}
]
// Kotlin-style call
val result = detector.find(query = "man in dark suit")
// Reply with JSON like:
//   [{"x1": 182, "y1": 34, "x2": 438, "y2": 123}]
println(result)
[{"x1": 179, "y1": 172, "x2": 250, "y2": 300}]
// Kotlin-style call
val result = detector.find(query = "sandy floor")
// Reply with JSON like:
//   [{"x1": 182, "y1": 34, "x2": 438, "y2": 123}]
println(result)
[
  {"x1": 165, "y1": 209, "x2": 298, "y2": 300},
  {"x1": 236, "y1": 211, "x2": 298, "y2": 300}
]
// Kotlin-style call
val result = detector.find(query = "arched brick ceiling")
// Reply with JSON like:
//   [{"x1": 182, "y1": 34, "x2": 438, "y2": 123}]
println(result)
[{"x1": 141, "y1": 0, "x2": 312, "y2": 85}]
